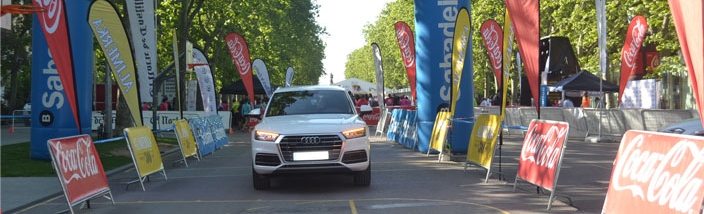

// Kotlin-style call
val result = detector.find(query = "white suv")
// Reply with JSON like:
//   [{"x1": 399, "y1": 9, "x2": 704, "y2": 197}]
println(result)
[{"x1": 251, "y1": 85, "x2": 371, "y2": 190}]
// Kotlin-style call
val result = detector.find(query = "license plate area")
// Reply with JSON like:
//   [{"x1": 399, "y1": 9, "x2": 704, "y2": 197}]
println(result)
[{"x1": 292, "y1": 151, "x2": 329, "y2": 161}]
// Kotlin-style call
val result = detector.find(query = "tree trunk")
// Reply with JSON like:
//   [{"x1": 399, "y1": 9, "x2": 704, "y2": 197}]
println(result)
[{"x1": 113, "y1": 92, "x2": 132, "y2": 137}]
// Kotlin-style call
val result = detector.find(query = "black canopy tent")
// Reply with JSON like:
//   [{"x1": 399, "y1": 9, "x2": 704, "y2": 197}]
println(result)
[
  {"x1": 219, "y1": 75, "x2": 269, "y2": 95},
  {"x1": 547, "y1": 70, "x2": 618, "y2": 107},
  {"x1": 548, "y1": 70, "x2": 619, "y2": 93}
]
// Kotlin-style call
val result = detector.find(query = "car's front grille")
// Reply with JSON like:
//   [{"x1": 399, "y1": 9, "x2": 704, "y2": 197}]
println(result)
[{"x1": 279, "y1": 135, "x2": 342, "y2": 162}]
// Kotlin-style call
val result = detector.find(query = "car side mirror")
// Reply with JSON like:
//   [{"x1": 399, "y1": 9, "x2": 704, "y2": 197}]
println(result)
[{"x1": 359, "y1": 105, "x2": 373, "y2": 116}]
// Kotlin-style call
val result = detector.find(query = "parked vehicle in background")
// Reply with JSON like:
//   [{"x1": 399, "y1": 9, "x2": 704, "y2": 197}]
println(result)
[
  {"x1": 657, "y1": 118, "x2": 704, "y2": 136},
  {"x1": 250, "y1": 85, "x2": 372, "y2": 190}
]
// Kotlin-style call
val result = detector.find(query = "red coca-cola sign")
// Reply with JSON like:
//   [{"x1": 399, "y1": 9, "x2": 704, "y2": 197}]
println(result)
[
  {"x1": 622, "y1": 17, "x2": 648, "y2": 69},
  {"x1": 226, "y1": 35, "x2": 251, "y2": 76},
  {"x1": 603, "y1": 130, "x2": 704, "y2": 214},
  {"x1": 618, "y1": 15, "x2": 648, "y2": 104},
  {"x1": 36, "y1": 0, "x2": 62, "y2": 34},
  {"x1": 33, "y1": 0, "x2": 81, "y2": 130},
  {"x1": 395, "y1": 24, "x2": 415, "y2": 68},
  {"x1": 480, "y1": 20, "x2": 504, "y2": 88},
  {"x1": 394, "y1": 21, "x2": 417, "y2": 100},
  {"x1": 48, "y1": 135, "x2": 110, "y2": 204},
  {"x1": 516, "y1": 120, "x2": 569, "y2": 191},
  {"x1": 356, "y1": 106, "x2": 416, "y2": 126},
  {"x1": 225, "y1": 33, "x2": 254, "y2": 106}
]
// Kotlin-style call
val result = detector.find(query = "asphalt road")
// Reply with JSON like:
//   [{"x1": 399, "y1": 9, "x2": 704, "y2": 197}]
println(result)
[{"x1": 5, "y1": 130, "x2": 618, "y2": 214}]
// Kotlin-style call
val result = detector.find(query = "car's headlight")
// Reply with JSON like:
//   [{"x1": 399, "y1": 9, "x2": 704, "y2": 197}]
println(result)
[
  {"x1": 255, "y1": 130, "x2": 279, "y2": 142},
  {"x1": 342, "y1": 127, "x2": 366, "y2": 139}
]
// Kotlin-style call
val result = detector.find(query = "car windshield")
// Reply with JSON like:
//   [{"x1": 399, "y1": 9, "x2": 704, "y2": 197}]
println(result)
[{"x1": 265, "y1": 90, "x2": 354, "y2": 117}]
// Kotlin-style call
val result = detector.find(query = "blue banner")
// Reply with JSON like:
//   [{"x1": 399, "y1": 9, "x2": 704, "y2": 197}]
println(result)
[
  {"x1": 31, "y1": 0, "x2": 94, "y2": 160},
  {"x1": 189, "y1": 117, "x2": 215, "y2": 157},
  {"x1": 207, "y1": 115, "x2": 228, "y2": 149},
  {"x1": 415, "y1": 0, "x2": 474, "y2": 153}
]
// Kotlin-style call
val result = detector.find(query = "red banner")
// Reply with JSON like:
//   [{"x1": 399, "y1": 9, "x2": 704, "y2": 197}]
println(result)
[
  {"x1": 504, "y1": 0, "x2": 540, "y2": 114},
  {"x1": 48, "y1": 135, "x2": 110, "y2": 205},
  {"x1": 669, "y1": 0, "x2": 704, "y2": 125},
  {"x1": 618, "y1": 15, "x2": 648, "y2": 104},
  {"x1": 33, "y1": 0, "x2": 81, "y2": 130},
  {"x1": 225, "y1": 33, "x2": 255, "y2": 106},
  {"x1": 603, "y1": 130, "x2": 704, "y2": 213},
  {"x1": 631, "y1": 45, "x2": 659, "y2": 77},
  {"x1": 356, "y1": 106, "x2": 416, "y2": 126},
  {"x1": 394, "y1": 21, "x2": 417, "y2": 101},
  {"x1": 517, "y1": 120, "x2": 569, "y2": 191},
  {"x1": 480, "y1": 20, "x2": 504, "y2": 89}
]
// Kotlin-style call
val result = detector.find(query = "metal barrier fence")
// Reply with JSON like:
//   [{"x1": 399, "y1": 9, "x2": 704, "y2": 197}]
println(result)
[
  {"x1": 0, "y1": 110, "x2": 31, "y2": 133},
  {"x1": 480, "y1": 107, "x2": 698, "y2": 140},
  {"x1": 384, "y1": 107, "x2": 698, "y2": 148}
]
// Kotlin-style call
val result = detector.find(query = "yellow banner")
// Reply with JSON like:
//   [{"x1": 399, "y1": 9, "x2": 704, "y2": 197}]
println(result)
[
  {"x1": 450, "y1": 7, "x2": 471, "y2": 116},
  {"x1": 88, "y1": 0, "x2": 142, "y2": 126},
  {"x1": 429, "y1": 111, "x2": 451, "y2": 152},
  {"x1": 466, "y1": 114, "x2": 502, "y2": 168},
  {"x1": 502, "y1": 9, "x2": 514, "y2": 117},
  {"x1": 173, "y1": 119, "x2": 198, "y2": 159},
  {"x1": 124, "y1": 126, "x2": 164, "y2": 178}
]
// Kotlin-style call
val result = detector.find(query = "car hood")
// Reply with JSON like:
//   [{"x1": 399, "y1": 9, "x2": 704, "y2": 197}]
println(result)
[
  {"x1": 657, "y1": 118, "x2": 703, "y2": 135},
  {"x1": 255, "y1": 114, "x2": 367, "y2": 135}
]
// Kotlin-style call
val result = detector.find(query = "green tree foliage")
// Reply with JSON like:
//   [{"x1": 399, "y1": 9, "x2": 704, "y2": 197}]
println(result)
[
  {"x1": 1, "y1": 0, "x2": 34, "y2": 113},
  {"x1": 539, "y1": 0, "x2": 678, "y2": 81},
  {"x1": 343, "y1": 0, "x2": 680, "y2": 96},
  {"x1": 6, "y1": 0, "x2": 325, "y2": 100},
  {"x1": 2, "y1": 0, "x2": 325, "y2": 135},
  {"x1": 471, "y1": 0, "x2": 506, "y2": 97},
  {"x1": 157, "y1": 0, "x2": 326, "y2": 88},
  {"x1": 0, "y1": 0, "x2": 685, "y2": 114},
  {"x1": 344, "y1": 0, "x2": 414, "y2": 89}
]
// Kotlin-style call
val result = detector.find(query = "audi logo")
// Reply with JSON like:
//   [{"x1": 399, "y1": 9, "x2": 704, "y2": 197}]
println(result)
[{"x1": 300, "y1": 136, "x2": 321, "y2": 145}]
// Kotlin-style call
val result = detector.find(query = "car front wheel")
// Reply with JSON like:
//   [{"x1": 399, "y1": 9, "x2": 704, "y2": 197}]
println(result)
[
  {"x1": 252, "y1": 167, "x2": 270, "y2": 190},
  {"x1": 353, "y1": 164, "x2": 371, "y2": 187}
]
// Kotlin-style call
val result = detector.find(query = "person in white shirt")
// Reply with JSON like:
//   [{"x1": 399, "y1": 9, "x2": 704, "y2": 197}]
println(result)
[{"x1": 480, "y1": 98, "x2": 491, "y2": 107}]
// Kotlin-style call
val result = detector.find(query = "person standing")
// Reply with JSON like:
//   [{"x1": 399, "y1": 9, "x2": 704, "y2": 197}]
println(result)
[
  {"x1": 480, "y1": 98, "x2": 491, "y2": 107},
  {"x1": 142, "y1": 102, "x2": 150, "y2": 110},
  {"x1": 385, "y1": 94, "x2": 394, "y2": 107},
  {"x1": 220, "y1": 100, "x2": 229, "y2": 111},
  {"x1": 356, "y1": 94, "x2": 369, "y2": 106},
  {"x1": 169, "y1": 97, "x2": 176, "y2": 110},
  {"x1": 159, "y1": 97, "x2": 170, "y2": 111},
  {"x1": 240, "y1": 98, "x2": 252, "y2": 130},
  {"x1": 593, "y1": 97, "x2": 603, "y2": 109},
  {"x1": 581, "y1": 91, "x2": 591, "y2": 108},
  {"x1": 562, "y1": 98, "x2": 574, "y2": 107},
  {"x1": 231, "y1": 99, "x2": 241, "y2": 130}
]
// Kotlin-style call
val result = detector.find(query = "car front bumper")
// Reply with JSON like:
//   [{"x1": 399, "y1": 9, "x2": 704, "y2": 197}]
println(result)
[{"x1": 252, "y1": 133, "x2": 370, "y2": 175}]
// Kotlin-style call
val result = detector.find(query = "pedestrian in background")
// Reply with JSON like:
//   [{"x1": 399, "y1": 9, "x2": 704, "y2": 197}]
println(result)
[
  {"x1": 582, "y1": 91, "x2": 591, "y2": 108},
  {"x1": 159, "y1": 97, "x2": 169, "y2": 111},
  {"x1": 480, "y1": 98, "x2": 491, "y2": 107},
  {"x1": 385, "y1": 94, "x2": 394, "y2": 107},
  {"x1": 562, "y1": 98, "x2": 574, "y2": 107},
  {"x1": 240, "y1": 98, "x2": 252, "y2": 130}
]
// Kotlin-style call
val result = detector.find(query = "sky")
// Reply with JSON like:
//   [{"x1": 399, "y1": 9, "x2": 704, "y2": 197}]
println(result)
[{"x1": 315, "y1": 0, "x2": 395, "y2": 85}]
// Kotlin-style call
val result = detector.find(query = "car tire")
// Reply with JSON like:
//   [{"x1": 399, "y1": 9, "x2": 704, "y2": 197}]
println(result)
[
  {"x1": 252, "y1": 167, "x2": 270, "y2": 190},
  {"x1": 353, "y1": 164, "x2": 371, "y2": 187}
]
